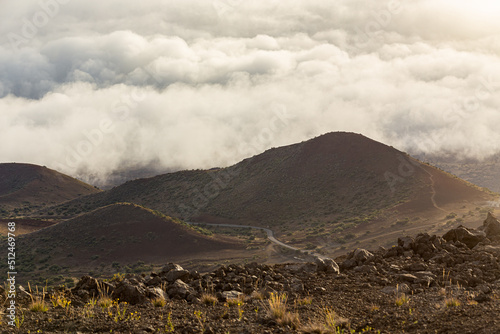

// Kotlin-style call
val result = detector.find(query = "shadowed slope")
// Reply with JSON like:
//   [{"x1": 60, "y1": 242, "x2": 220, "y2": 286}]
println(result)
[
  {"x1": 0, "y1": 163, "x2": 100, "y2": 216},
  {"x1": 16, "y1": 203, "x2": 244, "y2": 272}
]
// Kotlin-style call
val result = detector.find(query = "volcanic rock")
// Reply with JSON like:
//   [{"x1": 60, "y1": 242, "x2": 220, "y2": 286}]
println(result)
[{"x1": 442, "y1": 226, "x2": 485, "y2": 249}]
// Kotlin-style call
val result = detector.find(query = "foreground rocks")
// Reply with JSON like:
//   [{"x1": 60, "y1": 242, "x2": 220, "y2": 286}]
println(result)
[{"x1": 4, "y1": 214, "x2": 500, "y2": 333}]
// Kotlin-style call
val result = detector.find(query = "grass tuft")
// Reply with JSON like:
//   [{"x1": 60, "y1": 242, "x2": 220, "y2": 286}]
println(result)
[
  {"x1": 444, "y1": 297, "x2": 460, "y2": 307},
  {"x1": 201, "y1": 293, "x2": 218, "y2": 305},
  {"x1": 152, "y1": 297, "x2": 167, "y2": 308},
  {"x1": 395, "y1": 293, "x2": 410, "y2": 306},
  {"x1": 267, "y1": 293, "x2": 300, "y2": 329}
]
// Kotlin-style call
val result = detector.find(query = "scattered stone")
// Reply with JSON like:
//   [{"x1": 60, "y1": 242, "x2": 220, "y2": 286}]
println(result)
[
  {"x1": 396, "y1": 274, "x2": 418, "y2": 284},
  {"x1": 315, "y1": 258, "x2": 340, "y2": 274},
  {"x1": 167, "y1": 279, "x2": 193, "y2": 299},
  {"x1": 221, "y1": 290, "x2": 243, "y2": 300},
  {"x1": 404, "y1": 262, "x2": 428, "y2": 272},
  {"x1": 352, "y1": 248, "x2": 375, "y2": 264}
]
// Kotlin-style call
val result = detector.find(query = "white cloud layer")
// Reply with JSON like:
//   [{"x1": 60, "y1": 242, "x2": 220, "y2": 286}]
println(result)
[{"x1": 1, "y1": 0, "x2": 500, "y2": 183}]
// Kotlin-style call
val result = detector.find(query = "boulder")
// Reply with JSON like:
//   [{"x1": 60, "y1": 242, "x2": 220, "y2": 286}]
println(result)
[
  {"x1": 165, "y1": 269, "x2": 190, "y2": 283},
  {"x1": 352, "y1": 248, "x2": 374, "y2": 264},
  {"x1": 161, "y1": 263, "x2": 183, "y2": 273},
  {"x1": 167, "y1": 279, "x2": 193, "y2": 299},
  {"x1": 112, "y1": 280, "x2": 147, "y2": 305},
  {"x1": 384, "y1": 246, "x2": 403, "y2": 258},
  {"x1": 483, "y1": 212, "x2": 500, "y2": 239},
  {"x1": 315, "y1": 258, "x2": 340, "y2": 274},
  {"x1": 145, "y1": 276, "x2": 162, "y2": 287},
  {"x1": 442, "y1": 226, "x2": 484, "y2": 249},
  {"x1": 473, "y1": 244, "x2": 500, "y2": 257},
  {"x1": 72, "y1": 276, "x2": 100, "y2": 297},
  {"x1": 398, "y1": 236, "x2": 414, "y2": 251},
  {"x1": 340, "y1": 258, "x2": 357, "y2": 270},
  {"x1": 146, "y1": 287, "x2": 167, "y2": 300},
  {"x1": 160, "y1": 263, "x2": 191, "y2": 282},
  {"x1": 289, "y1": 278, "x2": 304, "y2": 292}
]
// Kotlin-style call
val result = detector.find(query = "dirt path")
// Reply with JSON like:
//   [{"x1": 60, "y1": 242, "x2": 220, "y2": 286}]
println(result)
[
  {"x1": 187, "y1": 222, "x2": 330, "y2": 260},
  {"x1": 419, "y1": 166, "x2": 447, "y2": 213}
]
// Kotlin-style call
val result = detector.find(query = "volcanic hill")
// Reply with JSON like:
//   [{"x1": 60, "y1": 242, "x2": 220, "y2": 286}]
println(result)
[
  {"x1": 0, "y1": 163, "x2": 100, "y2": 217},
  {"x1": 13, "y1": 203, "x2": 245, "y2": 281},
  {"x1": 46, "y1": 132, "x2": 494, "y2": 227}
]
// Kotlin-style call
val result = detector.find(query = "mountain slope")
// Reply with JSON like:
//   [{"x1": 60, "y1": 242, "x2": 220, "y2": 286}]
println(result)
[
  {"x1": 47, "y1": 132, "x2": 494, "y2": 227},
  {"x1": 14, "y1": 203, "x2": 244, "y2": 277},
  {"x1": 414, "y1": 152, "x2": 500, "y2": 193},
  {"x1": 0, "y1": 163, "x2": 101, "y2": 216}
]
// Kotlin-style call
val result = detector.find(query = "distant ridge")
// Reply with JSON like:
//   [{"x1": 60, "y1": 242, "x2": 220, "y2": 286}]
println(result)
[{"x1": 0, "y1": 163, "x2": 100, "y2": 216}]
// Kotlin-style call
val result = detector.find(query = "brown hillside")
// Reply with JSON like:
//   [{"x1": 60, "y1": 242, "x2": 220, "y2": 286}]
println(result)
[
  {"x1": 415, "y1": 152, "x2": 500, "y2": 193},
  {"x1": 44, "y1": 133, "x2": 495, "y2": 229},
  {"x1": 0, "y1": 163, "x2": 101, "y2": 217},
  {"x1": 15, "y1": 203, "x2": 244, "y2": 276},
  {"x1": 0, "y1": 218, "x2": 58, "y2": 235}
]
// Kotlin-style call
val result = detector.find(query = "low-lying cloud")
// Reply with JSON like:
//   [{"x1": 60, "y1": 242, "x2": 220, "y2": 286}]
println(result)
[{"x1": 1, "y1": 0, "x2": 500, "y2": 184}]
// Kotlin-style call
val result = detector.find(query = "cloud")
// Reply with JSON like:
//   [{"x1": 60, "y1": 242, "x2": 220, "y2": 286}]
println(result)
[{"x1": 1, "y1": 0, "x2": 500, "y2": 184}]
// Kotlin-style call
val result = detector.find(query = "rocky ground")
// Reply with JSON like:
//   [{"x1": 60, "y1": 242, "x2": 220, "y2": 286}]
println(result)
[{"x1": 2, "y1": 213, "x2": 500, "y2": 333}]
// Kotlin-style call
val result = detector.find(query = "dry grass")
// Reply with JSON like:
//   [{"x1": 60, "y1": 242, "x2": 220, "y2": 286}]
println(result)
[
  {"x1": 98, "y1": 296, "x2": 113, "y2": 309},
  {"x1": 395, "y1": 293, "x2": 410, "y2": 306},
  {"x1": 444, "y1": 297, "x2": 461, "y2": 307},
  {"x1": 277, "y1": 311, "x2": 300, "y2": 329},
  {"x1": 227, "y1": 296, "x2": 244, "y2": 307},
  {"x1": 152, "y1": 297, "x2": 167, "y2": 307},
  {"x1": 297, "y1": 296, "x2": 313, "y2": 305},
  {"x1": 250, "y1": 290, "x2": 265, "y2": 300},
  {"x1": 29, "y1": 300, "x2": 48, "y2": 313},
  {"x1": 301, "y1": 322, "x2": 328, "y2": 334},
  {"x1": 267, "y1": 293, "x2": 300, "y2": 329},
  {"x1": 301, "y1": 308, "x2": 350, "y2": 334},
  {"x1": 268, "y1": 293, "x2": 288, "y2": 319},
  {"x1": 28, "y1": 283, "x2": 48, "y2": 313},
  {"x1": 201, "y1": 293, "x2": 218, "y2": 305},
  {"x1": 323, "y1": 307, "x2": 349, "y2": 331},
  {"x1": 97, "y1": 282, "x2": 113, "y2": 309}
]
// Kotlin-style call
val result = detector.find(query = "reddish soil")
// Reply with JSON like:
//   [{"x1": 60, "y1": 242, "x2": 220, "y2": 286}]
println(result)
[
  {"x1": 15, "y1": 203, "x2": 246, "y2": 271},
  {"x1": 0, "y1": 218, "x2": 59, "y2": 235},
  {"x1": 0, "y1": 163, "x2": 100, "y2": 212}
]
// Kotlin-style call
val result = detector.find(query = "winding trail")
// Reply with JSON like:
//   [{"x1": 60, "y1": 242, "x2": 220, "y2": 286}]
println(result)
[
  {"x1": 187, "y1": 222, "x2": 329, "y2": 260},
  {"x1": 419, "y1": 166, "x2": 447, "y2": 213}
]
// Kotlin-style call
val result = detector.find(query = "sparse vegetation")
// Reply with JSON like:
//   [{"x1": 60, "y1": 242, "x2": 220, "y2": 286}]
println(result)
[
  {"x1": 395, "y1": 293, "x2": 410, "y2": 306},
  {"x1": 152, "y1": 297, "x2": 167, "y2": 308},
  {"x1": 201, "y1": 293, "x2": 218, "y2": 305},
  {"x1": 267, "y1": 293, "x2": 300, "y2": 329},
  {"x1": 444, "y1": 297, "x2": 461, "y2": 308},
  {"x1": 28, "y1": 284, "x2": 48, "y2": 313}
]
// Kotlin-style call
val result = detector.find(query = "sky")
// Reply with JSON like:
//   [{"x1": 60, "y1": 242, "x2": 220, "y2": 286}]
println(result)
[{"x1": 1, "y1": 0, "x2": 500, "y2": 184}]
